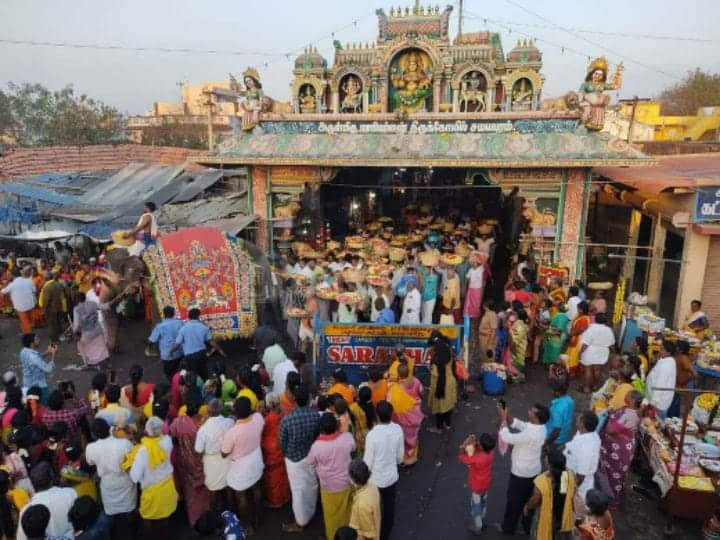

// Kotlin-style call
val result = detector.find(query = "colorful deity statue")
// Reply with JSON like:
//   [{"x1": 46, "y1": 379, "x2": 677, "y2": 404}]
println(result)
[
  {"x1": 341, "y1": 75, "x2": 363, "y2": 113},
  {"x1": 237, "y1": 67, "x2": 264, "y2": 131},
  {"x1": 390, "y1": 50, "x2": 433, "y2": 113},
  {"x1": 300, "y1": 86, "x2": 316, "y2": 113},
  {"x1": 578, "y1": 57, "x2": 623, "y2": 130}
]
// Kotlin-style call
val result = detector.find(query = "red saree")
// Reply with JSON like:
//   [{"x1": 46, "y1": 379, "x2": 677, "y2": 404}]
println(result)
[
  {"x1": 261, "y1": 411, "x2": 290, "y2": 508},
  {"x1": 169, "y1": 415, "x2": 210, "y2": 526}
]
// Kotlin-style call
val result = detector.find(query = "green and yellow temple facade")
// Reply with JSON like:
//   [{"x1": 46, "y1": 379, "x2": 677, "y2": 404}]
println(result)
[{"x1": 195, "y1": 2, "x2": 654, "y2": 278}]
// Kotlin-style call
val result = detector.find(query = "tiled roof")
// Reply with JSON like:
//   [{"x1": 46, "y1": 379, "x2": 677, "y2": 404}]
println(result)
[{"x1": 0, "y1": 144, "x2": 203, "y2": 181}]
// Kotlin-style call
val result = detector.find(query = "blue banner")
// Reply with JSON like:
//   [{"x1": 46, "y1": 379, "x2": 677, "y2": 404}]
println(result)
[
  {"x1": 695, "y1": 186, "x2": 720, "y2": 223},
  {"x1": 314, "y1": 318, "x2": 468, "y2": 385}
]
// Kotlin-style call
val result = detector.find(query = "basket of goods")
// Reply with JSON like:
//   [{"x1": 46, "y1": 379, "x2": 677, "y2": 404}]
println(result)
[
  {"x1": 292, "y1": 241, "x2": 312, "y2": 255},
  {"x1": 477, "y1": 224, "x2": 494, "y2": 235},
  {"x1": 378, "y1": 216, "x2": 393, "y2": 224},
  {"x1": 389, "y1": 247, "x2": 406, "y2": 263},
  {"x1": 408, "y1": 234, "x2": 424, "y2": 244},
  {"x1": 369, "y1": 239, "x2": 389, "y2": 256},
  {"x1": 429, "y1": 223, "x2": 443, "y2": 231},
  {"x1": 420, "y1": 203, "x2": 432, "y2": 214},
  {"x1": 443, "y1": 222, "x2": 455, "y2": 233},
  {"x1": 345, "y1": 236, "x2": 365, "y2": 250},
  {"x1": 368, "y1": 264, "x2": 394, "y2": 276},
  {"x1": 285, "y1": 307, "x2": 309, "y2": 319},
  {"x1": 441, "y1": 253, "x2": 463, "y2": 266},
  {"x1": 381, "y1": 232, "x2": 393, "y2": 240},
  {"x1": 326, "y1": 240, "x2": 342, "y2": 252},
  {"x1": 342, "y1": 268, "x2": 366, "y2": 284},
  {"x1": 111, "y1": 230, "x2": 135, "y2": 247},
  {"x1": 315, "y1": 288, "x2": 338, "y2": 301},
  {"x1": 588, "y1": 281, "x2": 614, "y2": 290},
  {"x1": 367, "y1": 222, "x2": 382, "y2": 232},
  {"x1": 288, "y1": 274, "x2": 309, "y2": 285},
  {"x1": 455, "y1": 244, "x2": 471, "y2": 258},
  {"x1": 482, "y1": 363, "x2": 506, "y2": 396},
  {"x1": 417, "y1": 217, "x2": 432, "y2": 226},
  {"x1": 692, "y1": 393, "x2": 720, "y2": 425},
  {"x1": 367, "y1": 276, "x2": 391, "y2": 288},
  {"x1": 419, "y1": 251, "x2": 440, "y2": 267},
  {"x1": 301, "y1": 250, "x2": 323, "y2": 260},
  {"x1": 336, "y1": 292, "x2": 363, "y2": 305}
]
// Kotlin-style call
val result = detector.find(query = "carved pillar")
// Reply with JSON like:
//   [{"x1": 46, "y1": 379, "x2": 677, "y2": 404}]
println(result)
[
  {"x1": 452, "y1": 85, "x2": 459, "y2": 113},
  {"x1": 293, "y1": 97, "x2": 300, "y2": 114},
  {"x1": 532, "y1": 92, "x2": 540, "y2": 111},
  {"x1": 487, "y1": 88, "x2": 495, "y2": 113},
  {"x1": 251, "y1": 166, "x2": 270, "y2": 251},
  {"x1": 332, "y1": 91, "x2": 339, "y2": 113},
  {"x1": 432, "y1": 78, "x2": 441, "y2": 112},
  {"x1": 559, "y1": 168, "x2": 591, "y2": 279},
  {"x1": 362, "y1": 91, "x2": 369, "y2": 113}
]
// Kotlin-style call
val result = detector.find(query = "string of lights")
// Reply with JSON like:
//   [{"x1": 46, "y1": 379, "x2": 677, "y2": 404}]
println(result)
[{"x1": 497, "y1": 0, "x2": 684, "y2": 81}]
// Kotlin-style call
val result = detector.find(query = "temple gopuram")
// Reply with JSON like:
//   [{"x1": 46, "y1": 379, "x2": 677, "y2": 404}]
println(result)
[{"x1": 196, "y1": 2, "x2": 654, "y2": 278}]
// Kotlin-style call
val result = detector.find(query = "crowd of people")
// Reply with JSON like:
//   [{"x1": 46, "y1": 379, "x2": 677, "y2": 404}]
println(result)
[{"x1": 0, "y1": 205, "x2": 702, "y2": 540}]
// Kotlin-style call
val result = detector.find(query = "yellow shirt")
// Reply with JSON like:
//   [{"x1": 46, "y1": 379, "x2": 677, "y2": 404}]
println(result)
[
  {"x1": 349, "y1": 483, "x2": 381, "y2": 540},
  {"x1": 387, "y1": 358, "x2": 415, "y2": 382}
]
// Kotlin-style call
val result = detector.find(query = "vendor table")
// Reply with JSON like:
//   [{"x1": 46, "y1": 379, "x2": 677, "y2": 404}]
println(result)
[{"x1": 695, "y1": 364, "x2": 720, "y2": 389}]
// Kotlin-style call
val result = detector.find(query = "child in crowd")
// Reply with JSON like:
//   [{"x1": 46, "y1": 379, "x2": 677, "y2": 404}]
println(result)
[
  {"x1": 458, "y1": 433, "x2": 496, "y2": 536},
  {"x1": 195, "y1": 509, "x2": 246, "y2": 540}
]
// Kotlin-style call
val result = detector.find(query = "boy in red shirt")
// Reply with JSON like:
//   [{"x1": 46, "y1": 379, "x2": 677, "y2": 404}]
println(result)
[{"x1": 459, "y1": 432, "x2": 496, "y2": 536}]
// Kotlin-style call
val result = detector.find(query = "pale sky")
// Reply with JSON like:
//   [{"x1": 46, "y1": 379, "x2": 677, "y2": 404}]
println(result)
[{"x1": 1, "y1": 0, "x2": 719, "y2": 114}]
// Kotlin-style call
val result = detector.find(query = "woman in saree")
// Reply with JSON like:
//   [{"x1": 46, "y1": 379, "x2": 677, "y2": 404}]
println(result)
[
  {"x1": 542, "y1": 303, "x2": 569, "y2": 365},
  {"x1": 596, "y1": 390, "x2": 642, "y2": 508},
  {"x1": 503, "y1": 309, "x2": 529, "y2": 383},
  {"x1": 524, "y1": 448, "x2": 576, "y2": 540},
  {"x1": 388, "y1": 363, "x2": 424, "y2": 465},
  {"x1": 548, "y1": 279, "x2": 567, "y2": 317},
  {"x1": 478, "y1": 300, "x2": 498, "y2": 362},
  {"x1": 427, "y1": 332, "x2": 458, "y2": 433},
  {"x1": 261, "y1": 393, "x2": 291, "y2": 508},
  {"x1": 566, "y1": 301, "x2": 590, "y2": 378},
  {"x1": 121, "y1": 365, "x2": 155, "y2": 421},
  {"x1": 169, "y1": 390, "x2": 209, "y2": 526}
]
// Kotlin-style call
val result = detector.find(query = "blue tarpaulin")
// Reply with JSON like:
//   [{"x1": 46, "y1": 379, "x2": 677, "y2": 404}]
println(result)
[{"x1": 0, "y1": 182, "x2": 77, "y2": 205}]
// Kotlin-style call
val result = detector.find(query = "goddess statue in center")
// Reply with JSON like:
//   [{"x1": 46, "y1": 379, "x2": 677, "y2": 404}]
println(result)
[
  {"x1": 390, "y1": 50, "x2": 433, "y2": 113},
  {"x1": 578, "y1": 57, "x2": 623, "y2": 130}
]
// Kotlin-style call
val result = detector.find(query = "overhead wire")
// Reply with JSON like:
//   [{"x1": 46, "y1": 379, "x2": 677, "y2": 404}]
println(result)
[
  {"x1": 497, "y1": 0, "x2": 684, "y2": 80},
  {"x1": 464, "y1": 16, "x2": 720, "y2": 44}
]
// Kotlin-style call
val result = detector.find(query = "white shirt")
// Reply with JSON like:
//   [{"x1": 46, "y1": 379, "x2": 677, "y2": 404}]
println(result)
[
  {"x1": 1, "y1": 276, "x2": 36, "y2": 312},
  {"x1": 328, "y1": 262, "x2": 345, "y2": 273},
  {"x1": 195, "y1": 415, "x2": 234, "y2": 455},
  {"x1": 17, "y1": 486, "x2": 77, "y2": 540},
  {"x1": 646, "y1": 356, "x2": 677, "y2": 412},
  {"x1": 273, "y1": 358, "x2": 299, "y2": 394},
  {"x1": 580, "y1": 324, "x2": 615, "y2": 366},
  {"x1": 467, "y1": 266, "x2": 485, "y2": 289},
  {"x1": 369, "y1": 290, "x2": 390, "y2": 322},
  {"x1": 499, "y1": 418, "x2": 546, "y2": 478},
  {"x1": 299, "y1": 265, "x2": 315, "y2": 284},
  {"x1": 363, "y1": 422, "x2": 404, "y2": 488},
  {"x1": 567, "y1": 296, "x2": 582, "y2": 321},
  {"x1": 129, "y1": 434, "x2": 174, "y2": 489},
  {"x1": 563, "y1": 431, "x2": 601, "y2": 500},
  {"x1": 85, "y1": 436, "x2": 137, "y2": 515},
  {"x1": 400, "y1": 288, "x2": 421, "y2": 324}
]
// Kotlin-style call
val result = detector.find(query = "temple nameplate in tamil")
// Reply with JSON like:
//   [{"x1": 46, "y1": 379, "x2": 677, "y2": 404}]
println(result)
[{"x1": 257, "y1": 118, "x2": 580, "y2": 136}]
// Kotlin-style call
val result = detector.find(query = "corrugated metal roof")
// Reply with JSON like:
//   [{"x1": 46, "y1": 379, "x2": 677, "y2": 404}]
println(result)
[
  {"x1": 0, "y1": 182, "x2": 77, "y2": 205},
  {"x1": 80, "y1": 162, "x2": 185, "y2": 206},
  {"x1": 170, "y1": 170, "x2": 225, "y2": 203}
]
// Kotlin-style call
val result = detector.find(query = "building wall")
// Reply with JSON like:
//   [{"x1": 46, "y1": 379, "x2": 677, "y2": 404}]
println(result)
[
  {"x1": 702, "y1": 236, "x2": 720, "y2": 334},
  {"x1": 675, "y1": 227, "x2": 710, "y2": 329},
  {"x1": 604, "y1": 102, "x2": 720, "y2": 142}
]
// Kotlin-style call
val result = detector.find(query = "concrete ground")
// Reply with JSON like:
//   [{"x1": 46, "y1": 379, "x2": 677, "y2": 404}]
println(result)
[{"x1": 0, "y1": 315, "x2": 703, "y2": 539}]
